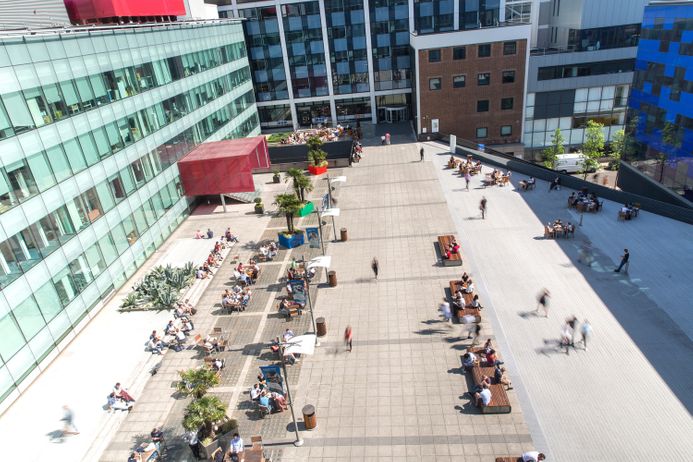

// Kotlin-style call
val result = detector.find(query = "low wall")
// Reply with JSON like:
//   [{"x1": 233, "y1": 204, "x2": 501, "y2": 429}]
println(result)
[
  {"x1": 254, "y1": 140, "x2": 353, "y2": 173},
  {"x1": 422, "y1": 133, "x2": 693, "y2": 225}
]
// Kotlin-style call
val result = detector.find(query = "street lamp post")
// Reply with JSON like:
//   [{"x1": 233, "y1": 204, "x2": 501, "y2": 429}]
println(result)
[
  {"x1": 304, "y1": 278, "x2": 320, "y2": 346},
  {"x1": 280, "y1": 357, "x2": 304, "y2": 447}
]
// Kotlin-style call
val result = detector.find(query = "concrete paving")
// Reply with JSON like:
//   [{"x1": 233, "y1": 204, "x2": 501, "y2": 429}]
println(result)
[{"x1": 425, "y1": 140, "x2": 693, "y2": 461}]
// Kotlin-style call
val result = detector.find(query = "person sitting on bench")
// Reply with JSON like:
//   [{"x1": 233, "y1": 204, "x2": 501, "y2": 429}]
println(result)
[
  {"x1": 462, "y1": 352, "x2": 478, "y2": 371},
  {"x1": 461, "y1": 272, "x2": 470, "y2": 283},
  {"x1": 474, "y1": 383, "x2": 492, "y2": 408},
  {"x1": 466, "y1": 294, "x2": 482, "y2": 309},
  {"x1": 464, "y1": 279, "x2": 475, "y2": 293}
]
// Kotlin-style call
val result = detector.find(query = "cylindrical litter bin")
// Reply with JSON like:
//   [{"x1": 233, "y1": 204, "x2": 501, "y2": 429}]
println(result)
[
  {"x1": 340, "y1": 228, "x2": 348, "y2": 242},
  {"x1": 316, "y1": 317, "x2": 327, "y2": 337},
  {"x1": 328, "y1": 271, "x2": 337, "y2": 287},
  {"x1": 302, "y1": 404, "x2": 317, "y2": 430}
]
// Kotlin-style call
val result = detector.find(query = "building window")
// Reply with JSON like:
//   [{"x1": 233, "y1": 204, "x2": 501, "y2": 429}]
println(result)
[
  {"x1": 476, "y1": 127, "x2": 488, "y2": 138},
  {"x1": 477, "y1": 73, "x2": 491, "y2": 86},
  {"x1": 478, "y1": 44, "x2": 491, "y2": 57},
  {"x1": 503, "y1": 41, "x2": 517, "y2": 55},
  {"x1": 453, "y1": 47, "x2": 466, "y2": 60},
  {"x1": 429, "y1": 49, "x2": 441, "y2": 62},
  {"x1": 429, "y1": 78, "x2": 442, "y2": 90},
  {"x1": 453, "y1": 75, "x2": 466, "y2": 88},
  {"x1": 501, "y1": 125, "x2": 513, "y2": 136},
  {"x1": 501, "y1": 97, "x2": 514, "y2": 110},
  {"x1": 477, "y1": 100, "x2": 489, "y2": 112},
  {"x1": 502, "y1": 70, "x2": 516, "y2": 83}
]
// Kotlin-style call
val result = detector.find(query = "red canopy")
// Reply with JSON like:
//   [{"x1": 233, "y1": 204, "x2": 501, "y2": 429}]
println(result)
[{"x1": 177, "y1": 137, "x2": 270, "y2": 196}]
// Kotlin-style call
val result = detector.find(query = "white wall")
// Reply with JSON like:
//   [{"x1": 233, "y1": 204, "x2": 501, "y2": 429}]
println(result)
[
  {"x1": 181, "y1": 0, "x2": 219, "y2": 20},
  {"x1": 580, "y1": 0, "x2": 649, "y2": 28}
]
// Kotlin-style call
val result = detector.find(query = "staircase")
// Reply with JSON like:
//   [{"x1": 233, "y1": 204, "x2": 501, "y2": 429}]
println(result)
[{"x1": 224, "y1": 189, "x2": 262, "y2": 203}]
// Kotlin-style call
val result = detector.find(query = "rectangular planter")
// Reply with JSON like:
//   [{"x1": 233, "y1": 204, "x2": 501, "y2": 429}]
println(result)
[
  {"x1": 277, "y1": 231, "x2": 305, "y2": 249},
  {"x1": 308, "y1": 164, "x2": 328, "y2": 175}
]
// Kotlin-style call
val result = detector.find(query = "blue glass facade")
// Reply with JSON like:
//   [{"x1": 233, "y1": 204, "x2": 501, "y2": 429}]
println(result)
[
  {"x1": 370, "y1": 0, "x2": 411, "y2": 91},
  {"x1": 325, "y1": 0, "x2": 370, "y2": 95},
  {"x1": 628, "y1": 2, "x2": 693, "y2": 193}
]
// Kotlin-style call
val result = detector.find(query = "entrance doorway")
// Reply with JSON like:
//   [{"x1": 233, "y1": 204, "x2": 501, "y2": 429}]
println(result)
[{"x1": 383, "y1": 106, "x2": 408, "y2": 123}]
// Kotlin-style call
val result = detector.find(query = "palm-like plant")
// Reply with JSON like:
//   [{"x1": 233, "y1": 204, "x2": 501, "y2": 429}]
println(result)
[
  {"x1": 177, "y1": 368, "x2": 220, "y2": 399},
  {"x1": 182, "y1": 395, "x2": 228, "y2": 439},
  {"x1": 285, "y1": 167, "x2": 303, "y2": 196},
  {"x1": 274, "y1": 193, "x2": 303, "y2": 234},
  {"x1": 307, "y1": 136, "x2": 327, "y2": 167},
  {"x1": 294, "y1": 174, "x2": 313, "y2": 202}
]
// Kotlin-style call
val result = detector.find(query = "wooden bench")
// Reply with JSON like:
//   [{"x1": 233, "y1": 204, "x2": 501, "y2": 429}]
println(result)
[
  {"x1": 469, "y1": 365, "x2": 512, "y2": 414},
  {"x1": 279, "y1": 300, "x2": 303, "y2": 319},
  {"x1": 495, "y1": 457, "x2": 522, "y2": 462},
  {"x1": 437, "y1": 235, "x2": 463, "y2": 266},
  {"x1": 448, "y1": 280, "x2": 480, "y2": 321}
]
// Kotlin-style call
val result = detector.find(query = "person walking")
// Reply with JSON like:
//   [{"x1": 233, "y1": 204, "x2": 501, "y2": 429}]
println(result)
[
  {"x1": 561, "y1": 322, "x2": 572, "y2": 355},
  {"x1": 614, "y1": 248, "x2": 629, "y2": 273},
  {"x1": 420, "y1": 147, "x2": 424, "y2": 161},
  {"x1": 470, "y1": 323, "x2": 482, "y2": 346},
  {"x1": 61, "y1": 405, "x2": 79, "y2": 436},
  {"x1": 479, "y1": 197, "x2": 487, "y2": 219},
  {"x1": 344, "y1": 325, "x2": 353, "y2": 352},
  {"x1": 439, "y1": 298, "x2": 452, "y2": 326},
  {"x1": 184, "y1": 429, "x2": 201, "y2": 459},
  {"x1": 464, "y1": 172, "x2": 471, "y2": 191},
  {"x1": 580, "y1": 319, "x2": 593, "y2": 351},
  {"x1": 460, "y1": 313, "x2": 477, "y2": 339},
  {"x1": 535, "y1": 289, "x2": 550, "y2": 317},
  {"x1": 371, "y1": 257, "x2": 379, "y2": 279},
  {"x1": 567, "y1": 315, "x2": 578, "y2": 347}
]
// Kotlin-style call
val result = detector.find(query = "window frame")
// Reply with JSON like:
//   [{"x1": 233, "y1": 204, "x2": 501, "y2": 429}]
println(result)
[
  {"x1": 478, "y1": 44, "x2": 491, "y2": 58},
  {"x1": 428, "y1": 49, "x2": 441, "y2": 62},
  {"x1": 476, "y1": 127, "x2": 488, "y2": 138},
  {"x1": 501, "y1": 97, "x2": 514, "y2": 110},
  {"x1": 503, "y1": 41, "x2": 517, "y2": 55},
  {"x1": 452, "y1": 75, "x2": 466, "y2": 88},
  {"x1": 453, "y1": 46, "x2": 466, "y2": 60},
  {"x1": 477, "y1": 73, "x2": 491, "y2": 86},
  {"x1": 476, "y1": 100, "x2": 490, "y2": 112},
  {"x1": 429, "y1": 77, "x2": 442, "y2": 91},
  {"x1": 500, "y1": 125, "x2": 513, "y2": 136}
]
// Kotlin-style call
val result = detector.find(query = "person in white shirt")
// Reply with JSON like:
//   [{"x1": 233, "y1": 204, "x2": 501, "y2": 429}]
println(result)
[
  {"x1": 250, "y1": 384, "x2": 262, "y2": 401},
  {"x1": 230, "y1": 433, "x2": 244, "y2": 460},
  {"x1": 522, "y1": 450, "x2": 546, "y2": 461},
  {"x1": 462, "y1": 352, "x2": 477, "y2": 371},
  {"x1": 579, "y1": 319, "x2": 593, "y2": 351},
  {"x1": 439, "y1": 299, "x2": 452, "y2": 325},
  {"x1": 464, "y1": 279, "x2": 475, "y2": 293},
  {"x1": 474, "y1": 383, "x2": 492, "y2": 407},
  {"x1": 461, "y1": 314, "x2": 477, "y2": 339}
]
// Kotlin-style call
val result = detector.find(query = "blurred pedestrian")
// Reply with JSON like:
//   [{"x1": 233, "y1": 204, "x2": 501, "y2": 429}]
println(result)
[
  {"x1": 580, "y1": 319, "x2": 593, "y2": 351},
  {"x1": 535, "y1": 289, "x2": 550, "y2": 317},
  {"x1": 465, "y1": 172, "x2": 471, "y2": 191},
  {"x1": 344, "y1": 325, "x2": 353, "y2": 352},
  {"x1": 420, "y1": 147, "x2": 424, "y2": 161},
  {"x1": 439, "y1": 298, "x2": 452, "y2": 326},
  {"x1": 61, "y1": 405, "x2": 79, "y2": 435},
  {"x1": 371, "y1": 257, "x2": 379, "y2": 279},
  {"x1": 479, "y1": 197, "x2": 487, "y2": 219},
  {"x1": 461, "y1": 313, "x2": 477, "y2": 339}
]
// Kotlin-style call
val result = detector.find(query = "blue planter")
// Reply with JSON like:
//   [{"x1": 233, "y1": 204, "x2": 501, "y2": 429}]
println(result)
[{"x1": 277, "y1": 231, "x2": 305, "y2": 249}]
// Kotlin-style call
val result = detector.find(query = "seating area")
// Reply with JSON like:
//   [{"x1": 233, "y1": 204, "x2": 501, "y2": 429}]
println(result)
[
  {"x1": 618, "y1": 202, "x2": 640, "y2": 221},
  {"x1": 518, "y1": 177, "x2": 536, "y2": 191},
  {"x1": 567, "y1": 190, "x2": 603, "y2": 213},
  {"x1": 544, "y1": 219, "x2": 576, "y2": 239},
  {"x1": 447, "y1": 154, "x2": 483, "y2": 175},
  {"x1": 483, "y1": 169, "x2": 512, "y2": 187},
  {"x1": 448, "y1": 279, "x2": 481, "y2": 321},
  {"x1": 437, "y1": 235, "x2": 463, "y2": 266},
  {"x1": 464, "y1": 344, "x2": 513, "y2": 414}
]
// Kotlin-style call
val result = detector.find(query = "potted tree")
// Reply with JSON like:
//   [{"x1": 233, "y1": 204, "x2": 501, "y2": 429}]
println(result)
[
  {"x1": 182, "y1": 395, "x2": 228, "y2": 459},
  {"x1": 307, "y1": 136, "x2": 328, "y2": 175},
  {"x1": 176, "y1": 368, "x2": 220, "y2": 399},
  {"x1": 254, "y1": 197, "x2": 264, "y2": 214},
  {"x1": 272, "y1": 169, "x2": 281, "y2": 184},
  {"x1": 274, "y1": 193, "x2": 305, "y2": 248},
  {"x1": 285, "y1": 168, "x2": 315, "y2": 216}
]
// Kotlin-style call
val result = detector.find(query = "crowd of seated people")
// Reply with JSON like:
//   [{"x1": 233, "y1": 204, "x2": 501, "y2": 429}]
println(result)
[
  {"x1": 146, "y1": 298, "x2": 197, "y2": 354},
  {"x1": 444, "y1": 239, "x2": 461, "y2": 260},
  {"x1": 546, "y1": 219, "x2": 575, "y2": 238},
  {"x1": 258, "y1": 241, "x2": 278, "y2": 261},
  {"x1": 235, "y1": 259, "x2": 260, "y2": 285},
  {"x1": 486, "y1": 169, "x2": 511, "y2": 186},
  {"x1": 222, "y1": 285, "x2": 253, "y2": 312},
  {"x1": 620, "y1": 202, "x2": 640, "y2": 220},
  {"x1": 106, "y1": 382, "x2": 136, "y2": 412},
  {"x1": 568, "y1": 189, "x2": 601, "y2": 212}
]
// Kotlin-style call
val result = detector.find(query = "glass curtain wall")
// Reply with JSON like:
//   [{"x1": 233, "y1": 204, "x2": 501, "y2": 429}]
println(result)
[
  {"x1": 414, "y1": 0, "x2": 454, "y2": 34},
  {"x1": 325, "y1": 0, "x2": 370, "y2": 95},
  {"x1": 460, "y1": 0, "x2": 500, "y2": 30},
  {"x1": 282, "y1": 1, "x2": 328, "y2": 98},
  {"x1": 370, "y1": 0, "x2": 411, "y2": 91},
  {"x1": 239, "y1": 6, "x2": 289, "y2": 102}
]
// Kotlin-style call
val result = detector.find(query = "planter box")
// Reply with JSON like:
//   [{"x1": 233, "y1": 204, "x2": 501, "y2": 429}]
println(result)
[
  {"x1": 308, "y1": 164, "x2": 328, "y2": 175},
  {"x1": 278, "y1": 231, "x2": 305, "y2": 249},
  {"x1": 298, "y1": 201, "x2": 315, "y2": 217}
]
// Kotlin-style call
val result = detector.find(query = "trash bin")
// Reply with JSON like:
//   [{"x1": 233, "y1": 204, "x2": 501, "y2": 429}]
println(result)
[
  {"x1": 302, "y1": 404, "x2": 317, "y2": 430},
  {"x1": 340, "y1": 228, "x2": 348, "y2": 242},
  {"x1": 328, "y1": 271, "x2": 337, "y2": 287},
  {"x1": 316, "y1": 317, "x2": 327, "y2": 337}
]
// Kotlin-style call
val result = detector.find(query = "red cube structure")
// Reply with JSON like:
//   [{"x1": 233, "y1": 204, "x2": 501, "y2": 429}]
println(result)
[{"x1": 177, "y1": 137, "x2": 270, "y2": 196}]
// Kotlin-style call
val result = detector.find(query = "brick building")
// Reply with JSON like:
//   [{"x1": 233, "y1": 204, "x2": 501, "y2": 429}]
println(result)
[{"x1": 412, "y1": 24, "x2": 530, "y2": 153}]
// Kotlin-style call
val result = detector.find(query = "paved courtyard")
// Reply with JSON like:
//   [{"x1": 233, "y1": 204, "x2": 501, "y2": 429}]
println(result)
[{"x1": 1, "y1": 125, "x2": 691, "y2": 462}]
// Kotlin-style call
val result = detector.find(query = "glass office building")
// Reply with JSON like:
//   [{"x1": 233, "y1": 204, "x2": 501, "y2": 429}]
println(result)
[
  {"x1": 0, "y1": 20, "x2": 259, "y2": 405},
  {"x1": 627, "y1": 1, "x2": 693, "y2": 198}
]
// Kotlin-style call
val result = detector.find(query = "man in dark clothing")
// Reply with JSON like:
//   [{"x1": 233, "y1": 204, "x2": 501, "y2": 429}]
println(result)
[
  {"x1": 549, "y1": 177, "x2": 561, "y2": 191},
  {"x1": 420, "y1": 147, "x2": 424, "y2": 161},
  {"x1": 615, "y1": 248, "x2": 629, "y2": 272}
]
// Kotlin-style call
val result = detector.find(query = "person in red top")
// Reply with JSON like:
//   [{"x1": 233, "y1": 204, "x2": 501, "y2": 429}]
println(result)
[
  {"x1": 344, "y1": 326, "x2": 353, "y2": 352},
  {"x1": 485, "y1": 349, "x2": 498, "y2": 366}
]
